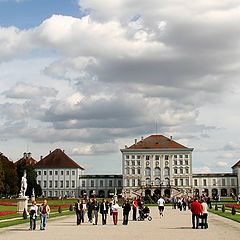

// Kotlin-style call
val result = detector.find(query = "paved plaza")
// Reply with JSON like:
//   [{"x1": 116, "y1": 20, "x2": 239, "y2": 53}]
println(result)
[{"x1": 0, "y1": 207, "x2": 239, "y2": 240}]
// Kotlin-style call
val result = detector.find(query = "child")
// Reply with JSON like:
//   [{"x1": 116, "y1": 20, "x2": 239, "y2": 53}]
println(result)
[{"x1": 29, "y1": 201, "x2": 38, "y2": 230}]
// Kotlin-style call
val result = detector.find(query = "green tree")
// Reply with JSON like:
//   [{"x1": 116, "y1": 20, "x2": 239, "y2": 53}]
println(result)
[{"x1": 0, "y1": 157, "x2": 5, "y2": 194}]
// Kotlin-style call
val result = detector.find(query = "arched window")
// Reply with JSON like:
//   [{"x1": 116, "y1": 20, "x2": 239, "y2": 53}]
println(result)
[
  {"x1": 146, "y1": 178, "x2": 151, "y2": 186},
  {"x1": 155, "y1": 178, "x2": 161, "y2": 186},
  {"x1": 155, "y1": 167, "x2": 161, "y2": 176},
  {"x1": 164, "y1": 167, "x2": 170, "y2": 176},
  {"x1": 165, "y1": 177, "x2": 170, "y2": 186},
  {"x1": 132, "y1": 168, "x2": 135, "y2": 175},
  {"x1": 145, "y1": 167, "x2": 151, "y2": 176}
]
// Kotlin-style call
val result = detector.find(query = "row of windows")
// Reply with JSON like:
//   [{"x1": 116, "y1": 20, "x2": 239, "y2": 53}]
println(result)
[
  {"x1": 174, "y1": 178, "x2": 190, "y2": 187},
  {"x1": 39, "y1": 180, "x2": 75, "y2": 189},
  {"x1": 125, "y1": 154, "x2": 189, "y2": 160},
  {"x1": 38, "y1": 170, "x2": 76, "y2": 176},
  {"x1": 194, "y1": 178, "x2": 236, "y2": 187},
  {"x1": 125, "y1": 159, "x2": 189, "y2": 166},
  {"x1": 173, "y1": 167, "x2": 189, "y2": 174},
  {"x1": 82, "y1": 180, "x2": 122, "y2": 188}
]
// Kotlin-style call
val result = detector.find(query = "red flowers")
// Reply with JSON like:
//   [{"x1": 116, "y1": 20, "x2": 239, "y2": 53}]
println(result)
[
  {"x1": 0, "y1": 202, "x2": 16, "y2": 206},
  {"x1": 225, "y1": 204, "x2": 240, "y2": 209},
  {"x1": 0, "y1": 211, "x2": 15, "y2": 216}
]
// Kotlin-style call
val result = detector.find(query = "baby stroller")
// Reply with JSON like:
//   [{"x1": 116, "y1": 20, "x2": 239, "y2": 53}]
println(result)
[{"x1": 137, "y1": 206, "x2": 152, "y2": 221}]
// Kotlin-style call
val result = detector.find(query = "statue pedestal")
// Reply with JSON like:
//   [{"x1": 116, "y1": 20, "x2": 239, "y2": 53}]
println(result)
[{"x1": 17, "y1": 196, "x2": 29, "y2": 214}]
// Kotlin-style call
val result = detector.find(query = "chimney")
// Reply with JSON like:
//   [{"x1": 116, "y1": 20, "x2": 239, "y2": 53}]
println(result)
[
  {"x1": 40, "y1": 155, "x2": 43, "y2": 160},
  {"x1": 63, "y1": 149, "x2": 65, "y2": 153},
  {"x1": 27, "y1": 152, "x2": 31, "y2": 159},
  {"x1": 141, "y1": 136, "x2": 144, "y2": 141},
  {"x1": 134, "y1": 139, "x2": 137, "y2": 145},
  {"x1": 50, "y1": 150, "x2": 52, "y2": 154},
  {"x1": 23, "y1": 152, "x2": 27, "y2": 159},
  {"x1": 170, "y1": 136, "x2": 173, "y2": 141},
  {"x1": 125, "y1": 145, "x2": 128, "y2": 149}
]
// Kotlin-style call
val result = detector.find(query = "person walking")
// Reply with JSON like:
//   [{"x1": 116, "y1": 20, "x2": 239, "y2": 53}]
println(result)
[
  {"x1": 92, "y1": 199, "x2": 99, "y2": 225},
  {"x1": 157, "y1": 196, "x2": 165, "y2": 218},
  {"x1": 29, "y1": 201, "x2": 38, "y2": 230},
  {"x1": 201, "y1": 199, "x2": 208, "y2": 229},
  {"x1": 111, "y1": 200, "x2": 119, "y2": 225},
  {"x1": 122, "y1": 199, "x2": 131, "y2": 225},
  {"x1": 75, "y1": 199, "x2": 83, "y2": 225},
  {"x1": 87, "y1": 199, "x2": 94, "y2": 223},
  {"x1": 100, "y1": 198, "x2": 109, "y2": 225},
  {"x1": 190, "y1": 198, "x2": 202, "y2": 229},
  {"x1": 132, "y1": 197, "x2": 138, "y2": 221},
  {"x1": 39, "y1": 199, "x2": 50, "y2": 230},
  {"x1": 82, "y1": 199, "x2": 87, "y2": 223}
]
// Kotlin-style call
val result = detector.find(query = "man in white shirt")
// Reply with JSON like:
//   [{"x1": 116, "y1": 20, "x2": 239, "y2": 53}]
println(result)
[{"x1": 157, "y1": 196, "x2": 165, "y2": 218}]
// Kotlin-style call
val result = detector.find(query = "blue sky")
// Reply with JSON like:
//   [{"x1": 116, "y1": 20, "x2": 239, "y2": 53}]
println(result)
[
  {"x1": 0, "y1": 0, "x2": 84, "y2": 29},
  {"x1": 0, "y1": 0, "x2": 240, "y2": 174}
]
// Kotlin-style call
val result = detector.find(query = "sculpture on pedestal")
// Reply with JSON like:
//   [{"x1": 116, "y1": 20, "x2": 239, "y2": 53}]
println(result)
[{"x1": 19, "y1": 170, "x2": 28, "y2": 197}]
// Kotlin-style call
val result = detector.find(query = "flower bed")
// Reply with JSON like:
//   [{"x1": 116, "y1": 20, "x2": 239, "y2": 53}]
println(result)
[
  {"x1": 49, "y1": 204, "x2": 70, "y2": 209},
  {"x1": 225, "y1": 204, "x2": 240, "y2": 209},
  {"x1": 0, "y1": 202, "x2": 16, "y2": 206},
  {"x1": 0, "y1": 211, "x2": 16, "y2": 216}
]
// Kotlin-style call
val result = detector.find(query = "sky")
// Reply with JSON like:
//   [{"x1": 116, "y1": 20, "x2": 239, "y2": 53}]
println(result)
[{"x1": 0, "y1": 0, "x2": 240, "y2": 174}]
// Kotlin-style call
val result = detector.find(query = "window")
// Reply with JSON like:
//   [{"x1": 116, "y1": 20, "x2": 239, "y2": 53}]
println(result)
[
  {"x1": 146, "y1": 155, "x2": 150, "y2": 160},
  {"x1": 185, "y1": 155, "x2": 189, "y2": 158},
  {"x1": 155, "y1": 167, "x2": 161, "y2": 176},
  {"x1": 66, "y1": 171, "x2": 70, "y2": 175},
  {"x1": 186, "y1": 178, "x2": 189, "y2": 186},
  {"x1": 38, "y1": 171, "x2": 41, "y2": 175},
  {"x1": 60, "y1": 181, "x2": 63, "y2": 188},
  {"x1": 132, "y1": 179, "x2": 135, "y2": 187},
  {"x1": 82, "y1": 180, "x2": 86, "y2": 187},
  {"x1": 186, "y1": 167, "x2": 189, "y2": 174},
  {"x1": 38, "y1": 180, "x2": 41, "y2": 186},
  {"x1": 100, "y1": 180, "x2": 103, "y2": 187},
  {"x1": 179, "y1": 155, "x2": 183, "y2": 158},
  {"x1": 126, "y1": 168, "x2": 130, "y2": 174},
  {"x1": 126, "y1": 179, "x2": 130, "y2": 187},
  {"x1": 109, "y1": 180, "x2": 113, "y2": 187},
  {"x1": 44, "y1": 171, "x2": 47, "y2": 176},
  {"x1": 132, "y1": 168, "x2": 135, "y2": 174},
  {"x1": 155, "y1": 178, "x2": 160, "y2": 186},
  {"x1": 55, "y1": 191, "x2": 58, "y2": 197},
  {"x1": 174, "y1": 168, "x2": 178, "y2": 174},
  {"x1": 137, "y1": 161, "x2": 141, "y2": 166},
  {"x1": 194, "y1": 179, "x2": 198, "y2": 186},
  {"x1": 55, "y1": 171, "x2": 58, "y2": 175},
  {"x1": 118, "y1": 180, "x2": 122, "y2": 187},
  {"x1": 126, "y1": 155, "x2": 129, "y2": 159},
  {"x1": 137, "y1": 179, "x2": 141, "y2": 186},
  {"x1": 61, "y1": 171, "x2": 64, "y2": 175},
  {"x1": 174, "y1": 155, "x2": 178, "y2": 159},
  {"x1": 91, "y1": 180, "x2": 94, "y2": 187},
  {"x1": 137, "y1": 155, "x2": 141, "y2": 159},
  {"x1": 137, "y1": 168, "x2": 141, "y2": 174},
  {"x1": 179, "y1": 160, "x2": 183, "y2": 165},
  {"x1": 66, "y1": 180, "x2": 69, "y2": 188},
  {"x1": 49, "y1": 191, "x2": 52, "y2": 197},
  {"x1": 203, "y1": 179, "x2": 207, "y2": 187},
  {"x1": 44, "y1": 181, "x2": 47, "y2": 188},
  {"x1": 146, "y1": 178, "x2": 151, "y2": 186},
  {"x1": 165, "y1": 155, "x2": 169, "y2": 160},
  {"x1": 55, "y1": 181, "x2": 58, "y2": 188},
  {"x1": 132, "y1": 161, "x2": 135, "y2": 166},
  {"x1": 180, "y1": 179, "x2": 183, "y2": 186},
  {"x1": 174, "y1": 160, "x2": 177, "y2": 165},
  {"x1": 131, "y1": 155, "x2": 135, "y2": 159},
  {"x1": 49, "y1": 181, "x2": 52, "y2": 188},
  {"x1": 164, "y1": 167, "x2": 170, "y2": 176},
  {"x1": 72, "y1": 180, "x2": 75, "y2": 188},
  {"x1": 212, "y1": 179, "x2": 216, "y2": 186},
  {"x1": 155, "y1": 155, "x2": 160, "y2": 160},
  {"x1": 49, "y1": 171, "x2": 52, "y2": 175},
  {"x1": 185, "y1": 160, "x2": 188, "y2": 165},
  {"x1": 145, "y1": 167, "x2": 151, "y2": 176},
  {"x1": 126, "y1": 161, "x2": 130, "y2": 166},
  {"x1": 180, "y1": 168, "x2": 183, "y2": 174},
  {"x1": 72, "y1": 171, "x2": 75, "y2": 175},
  {"x1": 222, "y1": 179, "x2": 226, "y2": 186},
  {"x1": 231, "y1": 178, "x2": 235, "y2": 186},
  {"x1": 174, "y1": 178, "x2": 178, "y2": 186}
]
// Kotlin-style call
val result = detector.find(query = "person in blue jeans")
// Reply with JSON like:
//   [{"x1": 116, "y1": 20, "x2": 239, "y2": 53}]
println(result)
[{"x1": 39, "y1": 199, "x2": 50, "y2": 230}]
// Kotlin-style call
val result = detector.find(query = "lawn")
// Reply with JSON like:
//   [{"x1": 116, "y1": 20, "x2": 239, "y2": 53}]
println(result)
[{"x1": 208, "y1": 208, "x2": 240, "y2": 223}]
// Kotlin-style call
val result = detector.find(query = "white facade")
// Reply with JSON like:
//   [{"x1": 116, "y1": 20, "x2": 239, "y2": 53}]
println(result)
[
  {"x1": 36, "y1": 168, "x2": 83, "y2": 198},
  {"x1": 121, "y1": 147, "x2": 194, "y2": 198}
]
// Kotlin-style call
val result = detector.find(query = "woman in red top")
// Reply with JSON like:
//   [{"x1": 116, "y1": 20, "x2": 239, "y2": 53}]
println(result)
[
  {"x1": 190, "y1": 198, "x2": 202, "y2": 229},
  {"x1": 132, "y1": 198, "x2": 138, "y2": 221}
]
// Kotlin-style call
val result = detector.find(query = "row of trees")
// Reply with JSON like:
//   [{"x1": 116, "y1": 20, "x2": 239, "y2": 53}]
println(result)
[{"x1": 0, "y1": 153, "x2": 42, "y2": 197}]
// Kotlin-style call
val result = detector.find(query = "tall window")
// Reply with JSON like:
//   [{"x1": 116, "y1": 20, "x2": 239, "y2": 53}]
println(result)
[
  {"x1": 186, "y1": 178, "x2": 189, "y2": 186},
  {"x1": 203, "y1": 179, "x2": 207, "y2": 186},
  {"x1": 38, "y1": 171, "x2": 41, "y2": 175},
  {"x1": 55, "y1": 181, "x2": 58, "y2": 188},
  {"x1": 137, "y1": 161, "x2": 141, "y2": 166},
  {"x1": 72, "y1": 171, "x2": 75, "y2": 175},
  {"x1": 155, "y1": 155, "x2": 160, "y2": 160},
  {"x1": 145, "y1": 167, "x2": 151, "y2": 176},
  {"x1": 212, "y1": 179, "x2": 216, "y2": 186},
  {"x1": 49, "y1": 180, "x2": 52, "y2": 188},
  {"x1": 185, "y1": 160, "x2": 189, "y2": 165},
  {"x1": 100, "y1": 180, "x2": 104, "y2": 187},
  {"x1": 131, "y1": 155, "x2": 135, "y2": 159},
  {"x1": 165, "y1": 155, "x2": 169, "y2": 160},
  {"x1": 132, "y1": 168, "x2": 135, "y2": 174},
  {"x1": 222, "y1": 179, "x2": 226, "y2": 186},
  {"x1": 174, "y1": 168, "x2": 178, "y2": 174},
  {"x1": 194, "y1": 179, "x2": 198, "y2": 186},
  {"x1": 137, "y1": 168, "x2": 141, "y2": 174},
  {"x1": 186, "y1": 167, "x2": 189, "y2": 174},
  {"x1": 164, "y1": 167, "x2": 170, "y2": 176},
  {"x1": 91, "y1": 180, "x2": 94, "y2": 187},
  {"x1": 126, "y1": 155, "x2": 129, "y2": 159},
  {"x1": 60, "y1": 181, "x2": 63, "y2": 188},
  {"x1": 82, "y1": 180, "x2": 86, "y2": 187},
  {"x1": 109, "y1": 180, "x2": 113, "y2": 187},
  {"x1": 146, "y1": 155, "x2": 150, "y2": 160},
  {"x1": 132, "y1": 161, "x2": 135, "y2": 166},
  {"x1": 155, "y1": 167, "x2": 161, "y2": 176},
  {"x1": 49, "y1": 171, "x2": 52, "y2": 175},
  {"x1": 174, "y1": 178, "x2": 178, "y2": 186},
  {"x1": 155, "y1": 178, "x2": 160, "y2": 186},
  {"x1": 61, "y1": 171, "x2": 64, "y2": 175},
  {"x1": 146, "y1": 178, "x2": 151, "y2": 186},
  {"x1": 72, "y1": 181, "x2": 75, "y2": 188},
  {"x1": 44, "y1": 181, "x2": 47, "y2": 188},
  {"x1": 180, "y1": 179, "x2": 183, "y2": 186},
  {"x1": 44, "y1": 171, "x2": 47, "y2": 175},
  {"x1": 180, "y1": 168, "x2": 183, "y2": 174},
  {"x1": 55, "y1": 171, "x2": 58, "y2": 175},
  {"x1": 174, "y1": 160, "x2": 177, "y2": 165},
  {"x1": 66, "y1": 181, "x2": 69, "y2": 188},
  {"x1": 118, "y1": 180, "x2": 122, "y2": 187},
  {"x1": 66, "y1": 171, "x2": 70, "y2": 175}
]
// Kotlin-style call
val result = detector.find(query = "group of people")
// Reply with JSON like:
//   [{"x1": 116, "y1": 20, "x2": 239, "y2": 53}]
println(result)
[
  {"x1": 28, "y1": 199, "x2": 51, "y2": 231},
  {"x1": 74, "y1": 198, "x2": 134, "y2": 226}
]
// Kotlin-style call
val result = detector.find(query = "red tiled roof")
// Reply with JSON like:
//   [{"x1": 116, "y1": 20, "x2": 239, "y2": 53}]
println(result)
[
  {"x1": 35, "y1": 149, "x2": 84, "y2": 170},
  {"x1": 128, "y1": 135, "x2": 189, "y2": 149},
  {"x1": 15, "y1": 153, "x2": 37, "y2": 166},
  {"x1": 232, "y1": 160, "x2": 240, "y2": 168}
]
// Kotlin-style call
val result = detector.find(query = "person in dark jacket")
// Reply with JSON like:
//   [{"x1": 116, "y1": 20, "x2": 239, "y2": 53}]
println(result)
[
  {"x1": 92, "y1": 199, "x2": 99, "y2": 225},
  {"x1": 100, "y1": 198, "x2": 109, "y2": 225},
  {"x1": 87, "y1": 199, "x2": 94, "y2": 223},
  {"x1": 122, "y1": 199, "x2": 131, "y2": 225},
  {"x1": 75, "y1": 199, "x2": 83, "y2": 225}
]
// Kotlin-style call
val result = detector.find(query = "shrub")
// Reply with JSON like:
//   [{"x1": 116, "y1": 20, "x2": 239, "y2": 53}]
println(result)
[
  {"x1": 221, "y1": 205, "x2": 225, "y2": 213},
  {"x1": 69, "y1": 204, "x2": 73, "y2": 211},
  {"x1": 231, "y1": 207, "x2": 236, "y2": 215},
  {"x1": 58, "y1": 206, "x2": 62, "y2": 213},
  {"x1": 215, "y1": 204, "x2": 218, "y2": 211},
  {"x1": 23, "y1": 208, "x2": 27, "y2": 219}
]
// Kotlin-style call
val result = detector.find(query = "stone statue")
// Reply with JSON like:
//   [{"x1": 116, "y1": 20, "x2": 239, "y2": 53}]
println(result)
[
  {"x1": 32, "y1": 188, "x2": 35, "y2": 197},
  {"x1": 19, "y1": 170, "x2": 27, "y2": 197}
]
